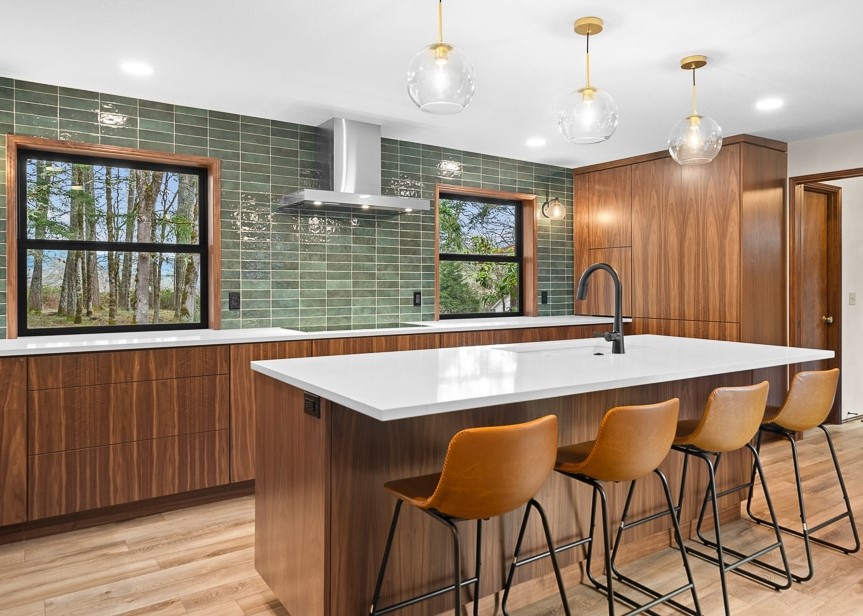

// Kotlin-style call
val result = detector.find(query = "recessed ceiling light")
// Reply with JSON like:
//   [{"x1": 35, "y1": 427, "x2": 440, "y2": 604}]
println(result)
[
  {"x1": 756, "y1": 97, "x2": 784, "y2": 111},
  {"x1": 312, "y1": 200, "x2": 323, "y2": 206},
  {"x1": 526, "y1": 137, "x2": 547, "y2": 148},
  {"x1": 361, "y1": 204, "x2": 370, "y2": 209},
  {"x1": 121, "y1": 61, "x2": 154, "y2": 77}
]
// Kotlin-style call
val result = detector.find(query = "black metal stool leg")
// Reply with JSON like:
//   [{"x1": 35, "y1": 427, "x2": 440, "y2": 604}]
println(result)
[
  {"x1": 581, "y1": 481, "x2": 616, "y2": 615},
  {"x1": 678, "y1": 445, "x2": 792, "y2": 616},
  {"x1": 370, "y1": 499, "x2": 403, "y2": 614},
  {"x1": 607, "y1": 473, "x2": 702, "y2": 616},
  {"x1": 473, "y1": 519, "x2": 482, "y2": 616},
  {"x1": 821, "y1": 425, "x2": 861, "y2": 554},
  {"x1": 501, "y1": 500, "x2": 572, "y2": 616},
  {"x1": 441, "y1": 517, "x2": 463, "y2": 616},
  {"x1": 745, "y1": 425, "x2": 860, "y2": 582}
]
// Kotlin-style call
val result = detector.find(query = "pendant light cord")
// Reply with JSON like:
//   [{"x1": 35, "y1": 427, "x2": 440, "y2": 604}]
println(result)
[
  {"x1": 691, "y1": 67, "x2": 698, "y2": 116},
  {"x1": 437, "y1": 0, "x2": 443, "y2": 43},
  {"x1": 585, "y1": 30, "x2": 592, "y2": 88}
]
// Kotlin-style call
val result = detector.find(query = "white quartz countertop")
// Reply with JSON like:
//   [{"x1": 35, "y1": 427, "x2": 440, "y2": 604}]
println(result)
[
  {"x1": 251, "y1": 335, "x2": 834, "y2": 421},
  {"x1": 0, "y1": 315, "x2": 615, "y2": 357}
]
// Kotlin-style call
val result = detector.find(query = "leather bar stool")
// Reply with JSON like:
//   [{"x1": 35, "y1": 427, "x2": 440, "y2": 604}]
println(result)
[
  {"x1": 673, "y1": 381, "x2": 792, "y2": 616},
  {"x1": 369, "y1": 415, "x2": 570, "y2": 616},
  {"x1": 503, "y1": 399, "x2": 701, "y2": 616},
  {"x1": 745, "y1": 369, "x2": 860, "y2": 582}
]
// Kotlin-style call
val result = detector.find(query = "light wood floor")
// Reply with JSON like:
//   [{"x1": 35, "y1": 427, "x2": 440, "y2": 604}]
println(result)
[{"x1": 1, "y1": 421, "x2": 861, "y2": 615}]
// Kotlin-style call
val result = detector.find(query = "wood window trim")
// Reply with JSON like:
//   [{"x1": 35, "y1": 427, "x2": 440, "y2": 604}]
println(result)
[
  {"x1": 5, "y1": 135, "x2": 222, "y2": 338},
  {"x1": 434, "y1": 184, "x2": 537, "y2": 319}
]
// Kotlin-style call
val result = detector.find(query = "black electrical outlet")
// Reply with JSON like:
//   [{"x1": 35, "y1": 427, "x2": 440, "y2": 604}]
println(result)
[
  {"x1": 303, "y1": 392, "x2": 321, "y2": 418},
  {"x1": 413, "y1": 291, "x2": 422, "y2": 306},
  {"x1": 541, "y1": 290, "x2": 548, "y2": 304},
  {"x1": 228, "y1": 292, "x2": 241, "y2": 310}
]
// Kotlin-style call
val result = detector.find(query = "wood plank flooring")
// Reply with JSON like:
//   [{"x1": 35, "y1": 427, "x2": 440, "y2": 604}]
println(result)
[{"x1": 1, "y1": 420, "x2": 861, "y2": 615}]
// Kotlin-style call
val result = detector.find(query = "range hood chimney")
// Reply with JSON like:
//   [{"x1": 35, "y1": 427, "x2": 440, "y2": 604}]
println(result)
[{"x1": 278, "y1": 118, "x2": 430, "y2": 213}]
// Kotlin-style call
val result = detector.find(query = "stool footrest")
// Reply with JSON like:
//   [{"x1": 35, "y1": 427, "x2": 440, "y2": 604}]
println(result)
[
  {"x1": 684, "y1": 542, "x2": 791, "y2": 591},
  {"x1": 750, "y1": 513, "x2": 856, "y2": 553},
  {"x1": 619, "y1": 506, "x2": 678, "y2": 531},
  {"x1": 370, "y1": 576, "x2": 478, "y2": 616},
  {"x1": 509, "y1": 536, "x2": 591, "y2": 570},
  {"x1": 610, "y1": 570, "x2": 700, "y2": 616}
]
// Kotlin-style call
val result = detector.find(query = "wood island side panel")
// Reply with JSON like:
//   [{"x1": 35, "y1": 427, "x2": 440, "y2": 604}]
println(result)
[{"x1": 254, "y1": 374, "x2": 329, "y2": 616}]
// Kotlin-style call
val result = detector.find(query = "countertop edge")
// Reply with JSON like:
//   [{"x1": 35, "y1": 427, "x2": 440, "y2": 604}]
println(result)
[
  {"x1": 250, "y1": 335, "x2": 835, "y2": 421},
  {"x1": 0, "y1": 316, "x2": 620, "y2": 357}
]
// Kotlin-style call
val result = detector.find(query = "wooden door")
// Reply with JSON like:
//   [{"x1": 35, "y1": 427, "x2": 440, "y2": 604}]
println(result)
[{"x1": 792, "y1": 182, "x2": 842, "y2": 421}]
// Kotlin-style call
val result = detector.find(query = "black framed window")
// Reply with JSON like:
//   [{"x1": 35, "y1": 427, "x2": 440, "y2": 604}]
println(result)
[
  {"x1": 438, "y1": 192, "x2": 523, "y2": 318},
  {"x1": 17, "y1": 149, "x2": 208, "y2": 336}
]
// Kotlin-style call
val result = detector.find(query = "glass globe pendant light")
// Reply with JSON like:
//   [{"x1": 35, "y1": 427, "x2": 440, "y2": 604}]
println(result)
[
  {"x1": 667, "y1": 55, "x2": 722, "y2": 165},
  {"x1": 558, "y1": 17, "x2": 618, "y2": 144},
  {"x1": 406, "y1": 0, "x2": 476, "y2": 114}
]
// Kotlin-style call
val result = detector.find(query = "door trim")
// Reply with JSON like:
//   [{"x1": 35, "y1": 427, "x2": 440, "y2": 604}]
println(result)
[{"x1": 789, "y1": 169, "x2": 863, "y2": 422}]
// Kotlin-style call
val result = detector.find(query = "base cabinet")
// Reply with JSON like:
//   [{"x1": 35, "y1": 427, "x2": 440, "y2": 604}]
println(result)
[
  {"x1": 25, "y1": 346, "x2": 230, "y2": 520},
  {"x1": 2, "y1": 326, "x2": 613, "y2": 527},
  {"x1": 0, "y1": 358, "x2": 27, "y2": 526}
]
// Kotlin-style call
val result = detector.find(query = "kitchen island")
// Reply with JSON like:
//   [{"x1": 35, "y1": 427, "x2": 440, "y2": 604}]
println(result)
[{"x1": 251, "y1": 335, "x2": 832, "y2": 615}]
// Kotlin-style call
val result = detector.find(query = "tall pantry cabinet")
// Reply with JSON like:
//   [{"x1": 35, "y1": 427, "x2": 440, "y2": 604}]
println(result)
[{"x1": 573, "y1": 134, "x2": 787, "y2": 347}]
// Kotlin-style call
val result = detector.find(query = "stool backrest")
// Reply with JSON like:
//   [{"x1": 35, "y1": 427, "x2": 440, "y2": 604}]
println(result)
[
  {"x1": 423, "y1": 415, "x2": 558, "y2": 519},
  {"x1": 772, "y1": 369, "x2": 839, "y2": 431},
  {"x1": 575, "y1": 398, "x2": 680, "y2": 482},
  {"x1": 685, "y1": 381, "x2": 769, "y2": 452}
]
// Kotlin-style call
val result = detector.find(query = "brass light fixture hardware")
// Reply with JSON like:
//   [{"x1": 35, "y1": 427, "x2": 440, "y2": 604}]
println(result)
[
  {"x1": 558, "y1": 16, "x2": 619, "y2": 144},
  {"x1": 406, "y1": 0, "x2": 476, "y2": 114},
  {"x1": 667, "y1": 54, "x2": 723, "y2": 165}
]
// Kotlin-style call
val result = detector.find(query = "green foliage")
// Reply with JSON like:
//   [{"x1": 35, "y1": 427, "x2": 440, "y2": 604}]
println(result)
[{"x1": 439, "y1": 197, "x2": 520, "y2": 315}]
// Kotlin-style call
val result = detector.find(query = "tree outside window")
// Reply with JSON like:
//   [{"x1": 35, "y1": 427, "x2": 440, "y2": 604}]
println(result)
[
  {"x1": 438, "y1": 193, "x2": 523, "y2": 317},
  {"x1": 18, "y1": 151, "x2": 208, "y2": 335}
]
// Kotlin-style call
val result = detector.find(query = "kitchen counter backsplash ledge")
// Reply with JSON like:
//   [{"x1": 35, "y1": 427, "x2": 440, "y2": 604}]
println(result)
[{"x1": 0, "y1": 315, "x2": 621, "y2": 356}]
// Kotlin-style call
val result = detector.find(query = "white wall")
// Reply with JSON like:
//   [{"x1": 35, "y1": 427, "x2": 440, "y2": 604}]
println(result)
[{"x1": 788, "y1": 130, "x2": 863, "y2": 419}]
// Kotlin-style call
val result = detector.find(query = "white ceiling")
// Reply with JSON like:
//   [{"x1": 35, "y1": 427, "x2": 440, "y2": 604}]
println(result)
[{"x1": 2, "y1": 0, "x2": 863, "y2": 168}]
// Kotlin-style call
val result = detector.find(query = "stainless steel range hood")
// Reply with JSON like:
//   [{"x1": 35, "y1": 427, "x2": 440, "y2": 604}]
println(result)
[{"x1": 278, "y1": 118, "x2": 430, "y2": 213}]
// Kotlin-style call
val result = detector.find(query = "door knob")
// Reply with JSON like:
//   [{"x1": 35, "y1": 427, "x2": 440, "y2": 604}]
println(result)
[{"x1": 822, "y1": 315, "x2": 834, "y2": 324}]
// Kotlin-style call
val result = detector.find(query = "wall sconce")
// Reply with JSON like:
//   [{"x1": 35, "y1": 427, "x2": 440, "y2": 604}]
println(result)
[{"x1": 541, "y1": 197, "x2": 566, "y2": 220}]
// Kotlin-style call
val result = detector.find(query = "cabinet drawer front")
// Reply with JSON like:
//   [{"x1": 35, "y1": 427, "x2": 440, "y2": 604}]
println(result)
[
  {"x1": 28, "y1": 346, "x2": 229, "y2": 390},
  {"x1": 29, "y1": 374, "x2": 229, "y2": 454},
  {"x1": 29, "y1": 430, "x2": 229, "y2": 519}
]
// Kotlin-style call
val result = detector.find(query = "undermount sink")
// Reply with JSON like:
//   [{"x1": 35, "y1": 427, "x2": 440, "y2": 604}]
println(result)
[{"x1": 491, "y1": 339, "x2": 643, "y2": 356}]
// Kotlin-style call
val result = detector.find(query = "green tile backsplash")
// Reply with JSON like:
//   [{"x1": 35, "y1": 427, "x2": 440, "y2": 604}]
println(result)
[{"x1": 0, "y1": 77, "x2": 573, "y2": 336}]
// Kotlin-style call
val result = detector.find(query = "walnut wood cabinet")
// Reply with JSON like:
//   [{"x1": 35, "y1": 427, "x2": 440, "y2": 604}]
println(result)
[
  {"x1": 2, "y1": 325, "x2": 618, "y2": 526},
  {"x1": 0, "y1": 358, "x2": 27, "y2": 526},
  {"x1": 573, "y1": 135, "x2": 787, "y2": 348},
  {"x1": 27, "y1": 346, "x2": 230, "y2": 519}
]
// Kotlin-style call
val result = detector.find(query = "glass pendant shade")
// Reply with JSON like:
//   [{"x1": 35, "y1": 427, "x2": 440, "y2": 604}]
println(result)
[
  {"x1": 667, "y1": 114, "x2": 722, "y2": 165},
  {"x1": 407, "y1": 43, "x2": 476, "y2": 114},
  {"x1": 558, "y1": 86, "x2": 619, "y2": 144},
  {"x1": 668, "y1": 55, "x2": 721, "y2": 165}
]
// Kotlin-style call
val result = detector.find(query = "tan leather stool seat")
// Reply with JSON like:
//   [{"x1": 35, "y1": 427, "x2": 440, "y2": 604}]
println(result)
[
  {"x1": 539, "y1": 399, "x2": 702, "y2": 616},
  {"x1": 371, "y1": 415, "x2": 570, "y2": 616},
  {"x1": 671, "y1": 381, "x2": 792, "y2": 616}
]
